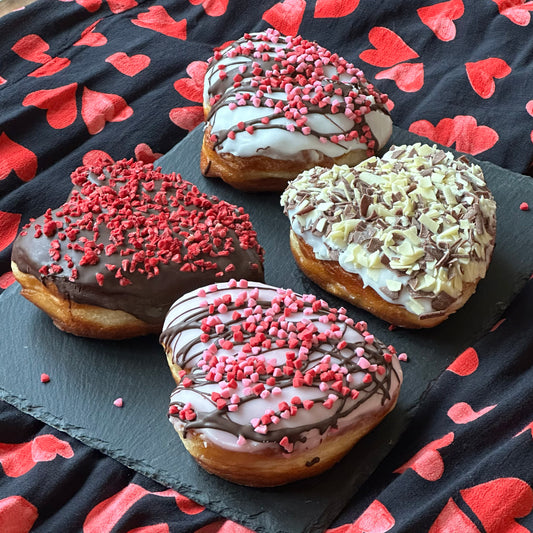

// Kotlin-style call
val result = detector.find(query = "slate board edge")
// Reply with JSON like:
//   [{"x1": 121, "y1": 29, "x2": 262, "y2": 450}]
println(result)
[{"x1": 0, "y1": 383, "x2": 293, "y2": 533}]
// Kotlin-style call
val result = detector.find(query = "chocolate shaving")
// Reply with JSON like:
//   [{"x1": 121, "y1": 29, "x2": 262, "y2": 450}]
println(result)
[
  {"x1": 432, "y1": 150, "x2": 446, "y2": 165},
  {"x1": 366, "y1": 237, "x2": 382, "y2": 253},
  {"x1": 431, "y1": 291, "x2": 456, "y2": 311},
  {"x1": 360, "y1": 194, "x2": 372, "y2": 218},
  {"x1": 380, "y1": 287, "x2": 400, "y2": 300},
  {"x1": 350, "y1": 225, "x2": 376, "y2": 245},
  {"x1": 420, "y1": 310, "x2": 446, "y2": 320}
]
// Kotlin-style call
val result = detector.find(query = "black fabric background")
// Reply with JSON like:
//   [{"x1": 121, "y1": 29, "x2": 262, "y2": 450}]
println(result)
[{"x1": 1, "y1": 1, "x2": 533, "y2": 531}]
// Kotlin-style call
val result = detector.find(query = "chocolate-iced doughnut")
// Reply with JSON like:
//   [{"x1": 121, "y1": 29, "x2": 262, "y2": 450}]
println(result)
[
  {"x1": 160, "y1": 280, "x2": 403, "y2": 487},
  {"x1": 11, "y1": 159, "x2": 264, "y2": 339},
  {"x1": 281, "y1": 143, "x2": 497, "y2": 328},
  {"x1": 201, "y1": 28, "x2": 392, "y2": 192}
]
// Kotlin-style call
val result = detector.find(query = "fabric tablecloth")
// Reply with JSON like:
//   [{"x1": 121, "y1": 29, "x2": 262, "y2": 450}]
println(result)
[{"x1": 1, "y1": 1, "x2": 532, "y2": 531}]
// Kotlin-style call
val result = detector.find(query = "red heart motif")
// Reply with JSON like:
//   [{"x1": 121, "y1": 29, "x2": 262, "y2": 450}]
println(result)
[
  {"x1": 74, "y1": 20, "x2": 108, "y2": 47},
  {"x1": 446, "y1": 346, "x2": 479, "y2": 376},
  {"x1": 0, "y1": 132, "x2": 38, "y2": 182},
  {"x1": 466, "y1": 58, "x2": 512, "y2": 99},
  {"x1": 174, "y1": 61, "x2": 208, "y2": 103},
  {"x1": 409, "y1": 116, "x2": 499, "y2": 155},
  {"x1": 328, "y1": 500, "x2": 395, "y2": 533},
  {"x1": 0, "y1": 272, "x2": 15, "y2": 289},
  {"x1": 353, "y1": 500, "x2": 395, "y2": 533},
  {"x1": 0, "y1": 442, "x2": 36, "y2": 477},
  {"x1": 28, "y1": 57, "x2": 71, "y2": 78},
  {"x1": 131, "y1": 7, "x2": 187, "y2": 39},
  {"x1": 493, "y1": 0, "x2": 533, "y2": 26},
  {"x1": 169, "y1": 105, "x2": 204, "y2": 131},
  {"x1": 394, "y1": 432, "x2": 454, "y2": 481},
  {"x1": 188, "y1": 0, "x2": 229, "y2": 17},
  {"x1": 0, "y1": 210, "x2": 22, "y2": 253},
  {"x1": 0, "y1": 76, "x2": 6, "y2": 85},
  {"x1": 134, "y1": 143, "x2": 163, "y2": 163},
  {"x1": 83, "y1": 483, "x2": 203, "y2": 533},
  {"x1": 375, "y1": 62, "x2": 424, "y2": 92},
  {"x1": 152, "y1": 488, "x2": 205, "y2": 515},
  {"x1": 31, "y1": 435, "x2": 74, "y2": 462},
  {"x1": 515, "y1": 421, "x2": 533, "y2": 438},
  {"x1": 0, "y1": 496, "x2": 38, "y2": 533},
  {"x1": 106, "y1": 52, "x2": 150, "y2": 77},
  {"x1": 22, "y1": 83, "x2": 78, "y2": 129},
  {"x1": 128, "y1": 525, "x2": 170, "y2": 533},
  {"x1": 262, "y1": 0, "x2": 306, "y2": 37},
  {"x1": 359, "y1": 27, "x2": 419, "y2": 68},
  {"x1": 11, "y1": 34, "x2": 52, "y2": 63},
  {"x1": 314, "y1": 0, "x2": 360, "y2": 18},
  {"x1": 429, "y1": 498, "x2": 481, "y2": 533},
  {"x1": 417, "y1": 0, "x2": 465, "y2": 41},
  {"x1": 107, "y1": 0, "x2": 138, "y2": 13},
  {"x1": 81, "y1": 87, "x2": 133, "y2": 135},
  {"x1": 83, "y1": 149, "x2": 114, "y2": 166},
  {"x1": 461, "y1": 478, "x2": 533, "y2": 533},
  {"x1": 447, "y1": 402, "x2": 496, "y2": 424},
  {"x1": 83, "y1": 484, "x2": 151, "y2": 533},
  {"x1": 65, "y1": 0, "x2": 102, "y2": 12}
]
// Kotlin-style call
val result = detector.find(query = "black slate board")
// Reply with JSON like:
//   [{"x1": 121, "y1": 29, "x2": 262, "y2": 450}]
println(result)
[{"x1": 1, "y1": 126, "x2": 532, "y2": 533}]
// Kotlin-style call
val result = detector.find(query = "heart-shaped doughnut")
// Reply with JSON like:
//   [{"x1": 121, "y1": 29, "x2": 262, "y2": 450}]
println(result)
[
  {"x1": 11, "y1": 159, "x2": 264, "y2": 339},
  {"x1": 281, "y1": 143, "x2": 497, "y2": 328},
  {"x1": 201, "y1": 28, "x2": 392, "y2": 191},
  {"x1": 160, "y1": 280, "x2": 403, "y2": 486}
]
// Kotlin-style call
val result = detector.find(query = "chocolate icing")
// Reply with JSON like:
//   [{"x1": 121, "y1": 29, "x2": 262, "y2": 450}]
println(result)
[{"x1": 11, "y1": 160, "x2": 264, "y2": 324}]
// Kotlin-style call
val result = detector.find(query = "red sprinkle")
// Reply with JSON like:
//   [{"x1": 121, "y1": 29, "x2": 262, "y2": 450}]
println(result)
[
  {"x1": 40, "y1": 373, "x2": 50, "y2": 383},
  {"x1": 520, "y1": 202, "x2": 529, "y2": 211},
  {"x1": 113, "y1": 398, "x2": 124, "y2": 408}
]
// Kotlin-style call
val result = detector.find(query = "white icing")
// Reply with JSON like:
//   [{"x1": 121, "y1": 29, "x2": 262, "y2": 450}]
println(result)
[
  {"x1": 204, "y1": 30, "x2": 392, "y2": 162},
  {"x1": 281, "y1": 144, "x2": 497, "y2": 317},
  {"x1": 163, "y1": 281, "x2": 403, "y2": 453}
]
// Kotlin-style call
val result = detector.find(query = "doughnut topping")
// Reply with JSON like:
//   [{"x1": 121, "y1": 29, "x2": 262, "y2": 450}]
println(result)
[
  {"x1": 12, "y1": 160, "x2": 264, "y2": 324},
  {"x1": 161, "y1": 280, "x2": 403, "y2": 453},
  {"x1": 281, "y1": 143, "x2": 497, "y2": 319},
  {"x1": 205, "y1": 28, "x2": 392, "y2": 162}
]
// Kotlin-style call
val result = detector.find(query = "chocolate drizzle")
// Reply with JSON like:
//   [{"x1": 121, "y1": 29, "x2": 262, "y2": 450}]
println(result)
[
  {"x1": 162, "y1": 283, "x2": 402, "y2": 449},
  {"x1": 205, "y1": 29, "x2": 390, "y2": 157}
]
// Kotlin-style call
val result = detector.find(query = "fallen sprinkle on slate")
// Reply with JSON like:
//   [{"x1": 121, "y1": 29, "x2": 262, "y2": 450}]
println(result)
[
  {"x1": 113, "y1": 398, "x2": 124, "y2": 408},
  {"x1": 40, "y1": 373, "x2": 50, "y2": 383},
  {"x1": 520, "y1": 202, "x2": 529, "y2": 211}
]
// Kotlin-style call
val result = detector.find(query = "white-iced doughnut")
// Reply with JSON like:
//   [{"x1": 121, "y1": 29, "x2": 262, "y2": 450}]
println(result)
[
  {"x1": 281, "y1": 143, "x2": 497, "y2": 328},
  {"x1": 201, "y1": 28, "x2": 392, "y2": 191},
  {"x1": 160, "y1": 280, "x2": 403, "y2": 486}
]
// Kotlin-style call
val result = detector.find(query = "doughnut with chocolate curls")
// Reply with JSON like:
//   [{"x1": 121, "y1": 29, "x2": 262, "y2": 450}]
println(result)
[
  {"x1": 282, "y1": 143, "x2": 497, "y2": 328},
  {"x1": 11, "y1": 159, "x2": 264, "y2": 339},
  {"x1": 161, "y1": 280, "x2": 403, "y2": 486}
]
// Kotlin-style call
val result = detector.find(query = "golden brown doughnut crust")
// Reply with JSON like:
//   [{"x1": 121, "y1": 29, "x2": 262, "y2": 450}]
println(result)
[
  {"x1": 289, "y1": 231, "x2": 479, "y2": 329},
  {"x1": 12, "y1": 261, "x2": 159, "y2": 339},
  {"x1": 200, "y1": 125, "x2": 368, "y2": 192},
  {"x1": 162, "y1": 280, "x2": 403, "y2": 486},
  {"x1": 164, "y1": 348, "x2": 400, "y2": 486},
  {"x1": 173, "y1": 403, "x2": 398, "y2": 487}
]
